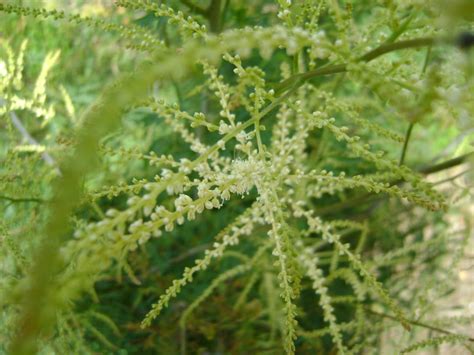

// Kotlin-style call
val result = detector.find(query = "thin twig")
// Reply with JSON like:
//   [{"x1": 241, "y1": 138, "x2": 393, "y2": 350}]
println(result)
[
  {"x1": 399, "y1": 122, "x2": 415, "y2": 166},
  {"x1": 0, "y1": 194, "x2": 45, "y2": 203},
  {"x1": 366, "y1": 308, "x2": 474, "y2": 342},
  {"x1": 420, "y1": 152, "x2": 473, "y2": 175},
  {"x1": 433, "y1": 168, "x2": 471, "y2": 186},
  {"x1": 397, "y1": 44, "x2": 431, "y2": 167}
]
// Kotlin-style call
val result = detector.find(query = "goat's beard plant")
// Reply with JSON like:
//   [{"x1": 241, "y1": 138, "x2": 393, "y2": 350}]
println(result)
[{"x1": 0, "y1": 1, "x2": 472, "y2": 354}]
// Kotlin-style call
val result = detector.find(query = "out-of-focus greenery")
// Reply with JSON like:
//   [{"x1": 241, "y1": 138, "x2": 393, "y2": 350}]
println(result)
[{"x1": 0, "y1": 1, "x2": 472, "y2": 354}]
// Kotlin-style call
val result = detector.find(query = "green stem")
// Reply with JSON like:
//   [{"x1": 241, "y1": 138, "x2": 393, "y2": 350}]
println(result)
[
  {"x1": 0, "y1": 195, "x2": 44, "y2": 203},
  {"x1": 207, "y1": 0, "x2": 223, "y2": 33},
  {"x1": 399, "y1": 122, "x2": 415, "y2": 166},
  {"x1": 190, "y1": 81, "x2": 301, "y2": 169},
  {"x1": 366, "y1": 308, "x2": 474, "y2": 342},
  {"x1": 255, "y1": 119, "x2": 264, "y2": 156},
  {"x1": 395, "y1": 43, "x2": 431, "y2": 166},
  {"x1": 395, "y1": 45, "x2": 432, "y2": 167},
  {"x1": 420, "y1": 151, "x2": 473, "y2": 175},
  {"x1": 421, "y1": 45, "x2": 432, "y2": 74},
  {"x1": 385, "y1": 12, "x2": 415, "y2": 44},
  {"x1": 314, "y1": 152, "x2": 473, "y2": 215},
  {"x1": 221, "y1": 0, "x2": 231, "y2": 28},
  {"x1": 275, "y1": 37, "x2": 437, "y2": 95},
  {"x1": 359, "y1": 37, "x2": 435, "y2": 62}
]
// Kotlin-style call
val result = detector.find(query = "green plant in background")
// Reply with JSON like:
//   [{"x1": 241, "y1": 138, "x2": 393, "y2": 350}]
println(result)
[{"x1": 0, "y1": 0, "x2": 473, "y2": 354}]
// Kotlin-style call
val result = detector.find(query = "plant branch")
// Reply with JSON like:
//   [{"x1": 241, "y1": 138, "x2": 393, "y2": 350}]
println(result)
[
  {"x1": 315, "y1": 151, "x2": 473, "y2": 215},
  {"x1": 275, "y1": 37, "x2": 437, "y2": 95},
  {"x1": 0, "y1": 194, "x2": 45, "y2": 204},
  {"x1": 399, "y1": 122, "x2": 415, "y2": 166},
  {"x1": 420, "y1": 152, "x2": 473, "y2": 175},
  {"x1": 433, "y1": 168, "x2": 471, "y2": 186},
  {"x1": 366, "y1": 308, "x2": 474, "y2": 342},
  {"x1": 206, "y1": 0, "x2": 223, "y2": 33},
  {"x1": 385, "y1": 12, "x2": 415, "y2": 44},
  {"x1": 360, "y1": 37, "x2": 435, "y2": 62}
]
